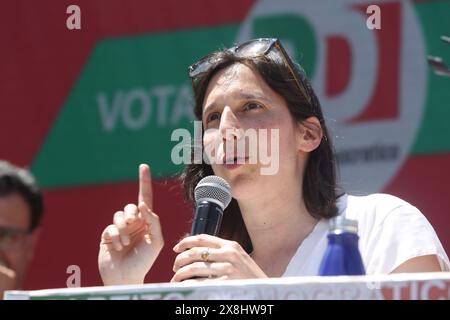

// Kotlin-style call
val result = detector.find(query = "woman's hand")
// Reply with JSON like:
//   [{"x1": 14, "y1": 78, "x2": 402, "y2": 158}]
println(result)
[
  {"x1": 98, "y1": 164, "x2": 164, "y2": 286},
  {"x1": 171, "y1": 234, "x2": 267, "y2": 283}
]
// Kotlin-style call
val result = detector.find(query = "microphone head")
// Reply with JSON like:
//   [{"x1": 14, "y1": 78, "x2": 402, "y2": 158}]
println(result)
[{"x1": 194, "y1": 175, "x2": 232, "y2": 210}]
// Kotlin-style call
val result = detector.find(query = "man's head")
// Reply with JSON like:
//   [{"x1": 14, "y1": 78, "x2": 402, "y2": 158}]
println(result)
[{"x1": 0, "y1": 160, "x2": 43, "y2": 289}]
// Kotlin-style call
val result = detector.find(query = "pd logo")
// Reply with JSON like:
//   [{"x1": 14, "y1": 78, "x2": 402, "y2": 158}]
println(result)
[{"x1": 237, "y1": 0, "x2": 426, "y2": 193}]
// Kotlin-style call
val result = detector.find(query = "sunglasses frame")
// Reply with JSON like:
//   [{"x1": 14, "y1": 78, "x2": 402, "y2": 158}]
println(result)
[{"x1": 188, "y1": 38, "x2": 312, "y2": 104}]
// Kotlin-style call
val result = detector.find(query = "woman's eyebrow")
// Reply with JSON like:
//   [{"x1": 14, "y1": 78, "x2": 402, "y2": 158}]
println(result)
[
  {"x1": 203, "y1": 93, "x2": 272, "y2": 116},
  {"x1": 238, "y1": 93, "x2": 272, "y2": 104},
  {"x1": 203, "y1": 103, "x2": 218, "y2": 117}
]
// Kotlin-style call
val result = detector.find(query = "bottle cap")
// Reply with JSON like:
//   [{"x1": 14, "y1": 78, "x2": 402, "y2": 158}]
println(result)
[{"x1": 329, "y1": 216, "x2": 358, "y2": 234}]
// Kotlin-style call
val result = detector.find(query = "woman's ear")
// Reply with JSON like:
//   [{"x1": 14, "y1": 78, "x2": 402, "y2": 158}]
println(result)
[{"x1": 296, "y1": 116, "x2": 323, "y2": 152}]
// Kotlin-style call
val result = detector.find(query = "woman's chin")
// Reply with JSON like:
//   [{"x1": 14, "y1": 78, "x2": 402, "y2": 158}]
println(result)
[
  {"x1": 210, "y1": 164, "x2": 261, "y2": 197},
  {"x1": 214, "y1": 164, "x2": 252, "y2": 182}
]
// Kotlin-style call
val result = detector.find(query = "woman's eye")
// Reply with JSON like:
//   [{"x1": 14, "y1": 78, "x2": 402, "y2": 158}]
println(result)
[
  {"x1": 206, "y1": 112, "x2": 221, "y2": 123},
  {"x1": 244, "y1": 102, "x2": 263, "y2": 111}
]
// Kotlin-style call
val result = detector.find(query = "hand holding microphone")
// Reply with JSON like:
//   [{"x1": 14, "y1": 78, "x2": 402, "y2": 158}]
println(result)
[{"x1": 171, "y1": 175, "x2": 267, "y2": 282}]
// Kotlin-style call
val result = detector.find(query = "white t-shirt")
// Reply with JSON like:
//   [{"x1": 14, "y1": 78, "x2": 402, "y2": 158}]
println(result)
[{"x1": 282, "y1": 193, "x2": 450, "y2": 276}]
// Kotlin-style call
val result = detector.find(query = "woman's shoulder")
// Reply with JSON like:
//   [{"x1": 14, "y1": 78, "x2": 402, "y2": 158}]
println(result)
[
  {"x1": 337, "y1": 193, "x2": 426, "y2": 235},
  {"x1": 338, "y1": 192, "x2": 421, "y2": 227},
  {"x1": 345, "y1": 192, "x2": 415, "y2": 211},
  {"x1": 338, "y1": 193, "x2": 449, "y2": 273}
]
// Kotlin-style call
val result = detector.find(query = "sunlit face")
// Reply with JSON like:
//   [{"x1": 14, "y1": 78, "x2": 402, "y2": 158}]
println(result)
[
  {"x1": 0, "y1": 193, "x2": 37, "y2": 289},
  {"x1": 202, "y1": 62, "x2": 305, "y2": 200}
]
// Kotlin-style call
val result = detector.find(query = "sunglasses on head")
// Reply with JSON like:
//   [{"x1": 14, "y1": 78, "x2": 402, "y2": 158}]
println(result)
[{"x1": 188, "y1": 38, "x2": 312, "y2": 104}]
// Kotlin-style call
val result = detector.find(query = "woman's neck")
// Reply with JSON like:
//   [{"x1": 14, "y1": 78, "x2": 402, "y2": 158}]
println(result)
[{"x1": 237, "y1": 182, "x2": 319, "y2": 276}]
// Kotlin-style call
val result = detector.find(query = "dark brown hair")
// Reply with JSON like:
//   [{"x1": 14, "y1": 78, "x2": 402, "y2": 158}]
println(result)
[{"x1": 181, "y1": 49, "x2": 339, "y2": 253}]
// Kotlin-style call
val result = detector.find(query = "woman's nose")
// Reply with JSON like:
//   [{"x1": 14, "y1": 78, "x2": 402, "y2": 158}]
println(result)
[{"x1": 219, "y1": 106, "x2": 243, "y2": 141}]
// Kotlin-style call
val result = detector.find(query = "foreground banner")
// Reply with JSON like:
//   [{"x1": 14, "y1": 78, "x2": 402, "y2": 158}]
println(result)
[{"x1": 5, "y1": 273, "x2": 450, "y2": 300}]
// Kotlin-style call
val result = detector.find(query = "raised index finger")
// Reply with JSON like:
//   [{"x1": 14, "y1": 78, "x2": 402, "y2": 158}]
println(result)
[{"x1": 138, "y1": 164, "x2": 153, "y2": 210}]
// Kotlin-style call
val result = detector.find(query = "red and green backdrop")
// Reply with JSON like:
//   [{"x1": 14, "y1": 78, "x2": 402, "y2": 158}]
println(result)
[{"x1": 0, "y1": 0, "x2": 449, "y2": 289}]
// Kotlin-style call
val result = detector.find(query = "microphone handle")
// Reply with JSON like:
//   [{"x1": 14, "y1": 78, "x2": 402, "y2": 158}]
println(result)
[{"x1": 191, "y1": 200, "x2": 224, "y2": 236}]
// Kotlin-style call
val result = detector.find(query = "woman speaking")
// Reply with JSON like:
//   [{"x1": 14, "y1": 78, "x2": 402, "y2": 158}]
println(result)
[{"x1": 98, "y1": 38, "x2": 449, "y2": 285}]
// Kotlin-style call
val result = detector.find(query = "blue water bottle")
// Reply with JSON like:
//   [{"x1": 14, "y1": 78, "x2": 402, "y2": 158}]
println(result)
[{"x1": 319, "y1": 216, "x2": 366, "y2": 276}]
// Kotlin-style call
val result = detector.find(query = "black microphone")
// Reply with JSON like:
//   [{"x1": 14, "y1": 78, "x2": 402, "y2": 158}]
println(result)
[{"x1": 191, "y1": 175, "x2": 232, "y2": 236}]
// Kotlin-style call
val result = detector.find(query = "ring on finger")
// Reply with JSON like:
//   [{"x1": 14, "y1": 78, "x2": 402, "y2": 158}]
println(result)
[{"x1": 200, "y1": 248, "x2": 211, "y2": 262}]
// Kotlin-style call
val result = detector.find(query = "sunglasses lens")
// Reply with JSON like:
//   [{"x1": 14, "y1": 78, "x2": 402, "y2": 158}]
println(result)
[
  {"x1": 189, "y1": 61, "x2": 208, "y2": 78},
  {"x1": 189, "y1": 55, "x2": 224, "y2": 78},
  {"x1": 234, "y1": 39, "x2": 272, "y2": 57}
]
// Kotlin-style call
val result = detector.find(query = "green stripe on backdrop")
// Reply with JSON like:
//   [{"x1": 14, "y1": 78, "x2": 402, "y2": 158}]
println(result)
[
  {"x1": 411, "y1": 0, "x2": 450, "y2": 155},
  {"x1": 31, "y1": 25, "x2": 238, "y2": 188}
]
